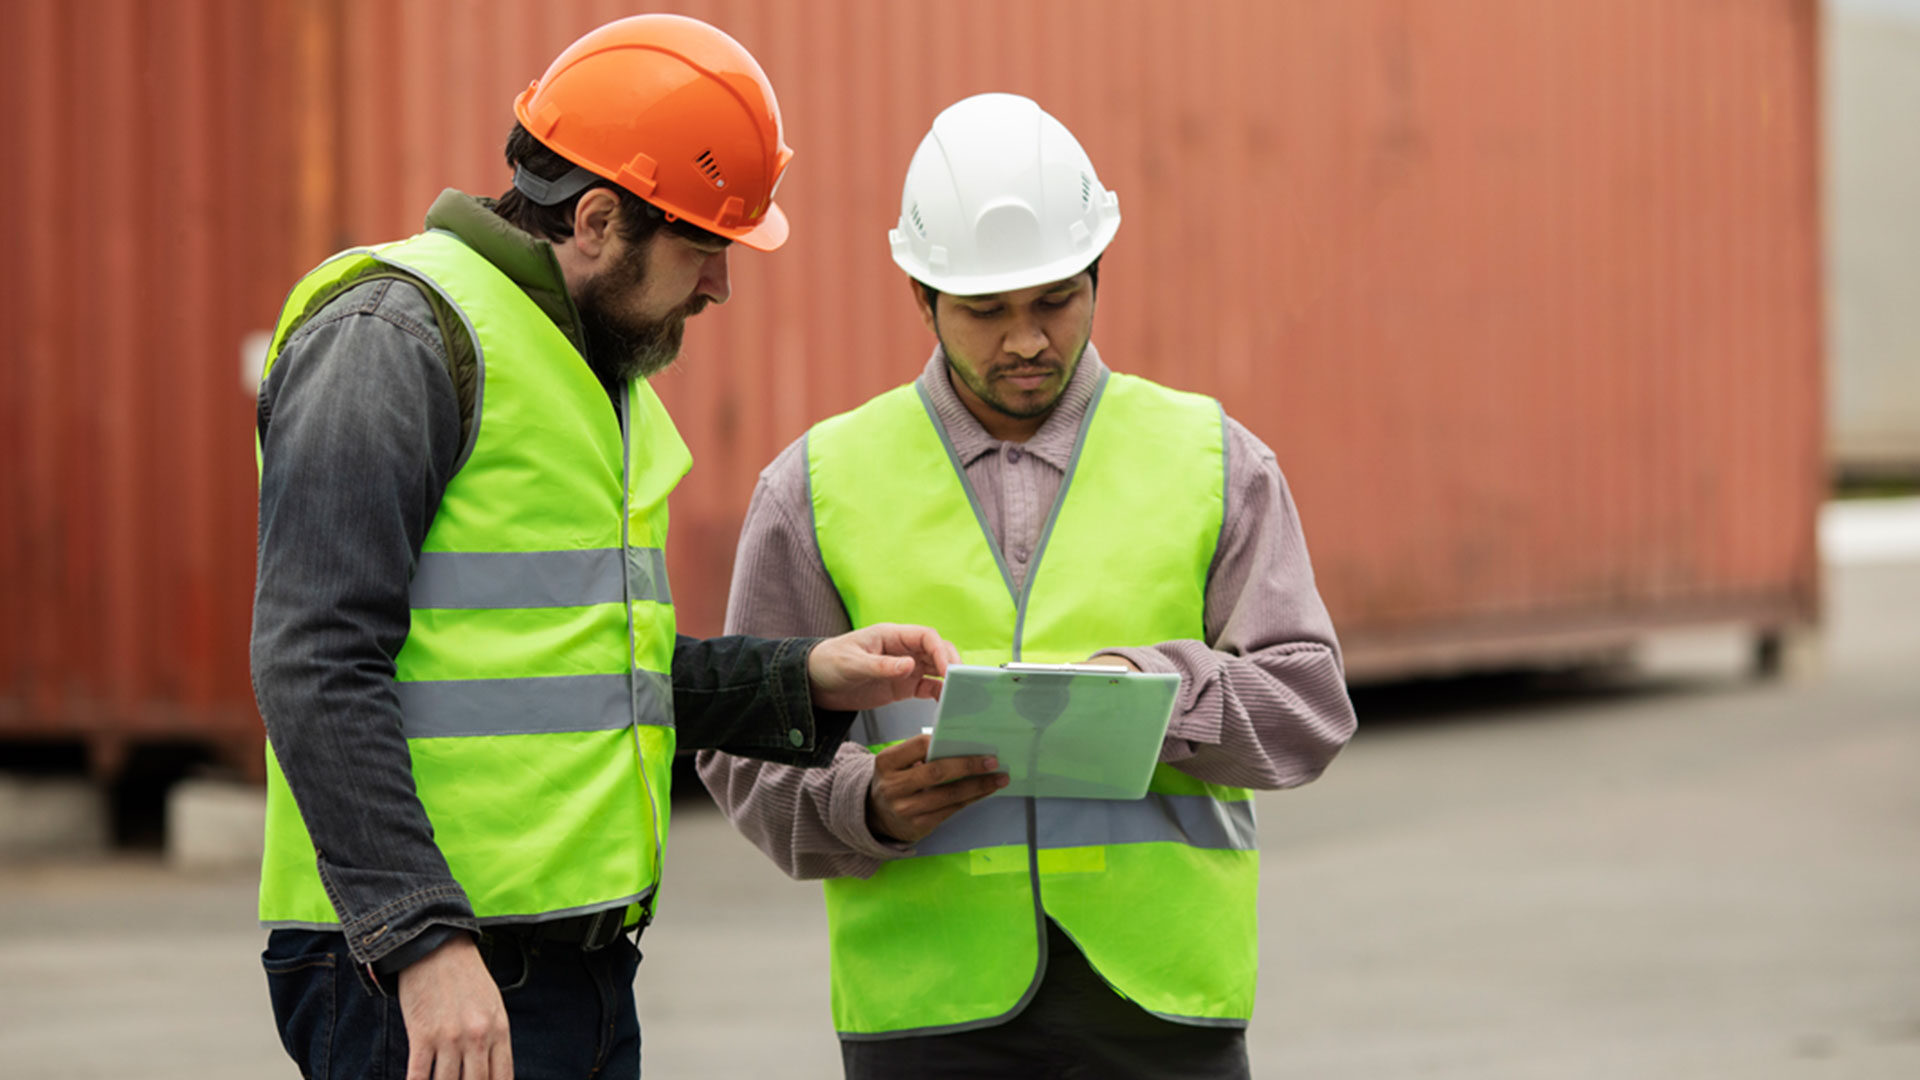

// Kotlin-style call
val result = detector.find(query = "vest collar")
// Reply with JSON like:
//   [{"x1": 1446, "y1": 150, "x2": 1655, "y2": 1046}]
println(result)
[{"x1": 917, "y1": 342, "x2": 1109, "y2": 473}]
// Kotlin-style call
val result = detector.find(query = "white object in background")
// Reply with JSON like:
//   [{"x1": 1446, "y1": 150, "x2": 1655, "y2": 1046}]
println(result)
[
  {"x1": 1820, "y1": 497, "x2": 1920, "y2": 565},
  {"x1": 1825, "y1": 0, "x2": 1920, "y2": 471},
  {"x1": 0, "y1": 776, "x2": 109, "y2": 858},
  {"x1": 167, "y1": 779, "x2": 267, "y2": 870},
  {"x1": 239, "y1": 329, "x2": 273, "y2": 395}
]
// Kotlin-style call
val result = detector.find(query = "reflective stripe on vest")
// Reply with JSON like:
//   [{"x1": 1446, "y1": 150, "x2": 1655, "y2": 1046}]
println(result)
[
  {"x1": 809, "y1": 368, "x2": 1258, "y2": 1038},
  {"x1": 392, "y1": 669, "x2": 673, "y2": 738},
  {"x1": 909, "y1": 794, "x2": 1257, "y2": 857},
  {"x1": 257, "y1": 230, "x2": 690, "y2": 930},
  {"x1": 408, "y1": 547, "x2": 672, "y2": 609}
]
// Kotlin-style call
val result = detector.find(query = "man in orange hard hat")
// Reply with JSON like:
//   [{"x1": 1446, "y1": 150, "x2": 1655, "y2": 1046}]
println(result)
[{"x1": 250, "y1": 16, "x2": 962, "y2": 1079}]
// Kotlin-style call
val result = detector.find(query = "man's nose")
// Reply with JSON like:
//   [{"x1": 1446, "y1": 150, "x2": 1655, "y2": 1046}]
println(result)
[
  {"x1": 697, "y1": 248, "x2": 731, "y2": 305},
  {"x1": 1005, "y1": 312, "x2": 1046, "y2": 359}
]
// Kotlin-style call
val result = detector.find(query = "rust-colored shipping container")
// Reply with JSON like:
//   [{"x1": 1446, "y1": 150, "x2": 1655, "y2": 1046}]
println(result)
[
  {"x1": 1, "y1": 0, "x2": 1822, "y2": 770},
  {"x1": 0, "y1": 0, "x2": 307, "y2": 774}
]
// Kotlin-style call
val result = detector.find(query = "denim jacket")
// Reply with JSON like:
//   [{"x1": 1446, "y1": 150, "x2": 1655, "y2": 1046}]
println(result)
[{"x1": 251, "y1": 191, "x2": 853, "y2": 973}]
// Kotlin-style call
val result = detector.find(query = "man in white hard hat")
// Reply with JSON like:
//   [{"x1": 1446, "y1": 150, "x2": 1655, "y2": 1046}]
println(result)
[{"x1": 698, "y1": 93, "x2": 1356, "y2": 1078}]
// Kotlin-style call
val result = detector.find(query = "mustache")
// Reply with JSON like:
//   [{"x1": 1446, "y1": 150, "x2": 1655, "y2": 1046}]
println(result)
[{"x1": 989, "y1": 360, "x2": 1061, "y2": 378}]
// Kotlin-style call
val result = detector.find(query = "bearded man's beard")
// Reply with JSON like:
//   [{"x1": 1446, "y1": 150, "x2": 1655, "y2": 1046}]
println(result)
[
  {"x1": 574, "y1": 248, "x2": 707, "y2": 385},
  {"x1": 578, "y1": 301, "x2": 685, "y2": 384}
]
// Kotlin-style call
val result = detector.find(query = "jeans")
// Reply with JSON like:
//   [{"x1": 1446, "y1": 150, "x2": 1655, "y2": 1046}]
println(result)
[{"x1": 263, "y1": 929, "x2": 642, "y2": 1079}]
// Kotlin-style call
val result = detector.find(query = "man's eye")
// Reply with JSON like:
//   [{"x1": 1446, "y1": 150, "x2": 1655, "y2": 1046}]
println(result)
[
  {"x1": 1037, "y1": 295, "x2": 1071, "y2": 310},
  {"x1": 965, "y1": 306, "x2": 1003, "y2": 319}
]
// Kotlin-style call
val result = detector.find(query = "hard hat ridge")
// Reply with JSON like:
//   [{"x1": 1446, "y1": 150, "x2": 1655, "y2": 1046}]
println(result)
[{"x1": 891, "y1": 93, "x2": 1119, "y2": 295}]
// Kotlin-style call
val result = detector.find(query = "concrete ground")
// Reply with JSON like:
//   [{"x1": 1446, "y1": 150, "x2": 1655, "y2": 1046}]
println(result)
[{"x1": 2, "y1": 528, "x2": 1916, "y2": 1078}]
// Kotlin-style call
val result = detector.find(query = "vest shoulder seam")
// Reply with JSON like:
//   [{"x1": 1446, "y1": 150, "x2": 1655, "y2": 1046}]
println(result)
[{"x1": 289, "y1": 278, "x2": 446, "y2": 358}]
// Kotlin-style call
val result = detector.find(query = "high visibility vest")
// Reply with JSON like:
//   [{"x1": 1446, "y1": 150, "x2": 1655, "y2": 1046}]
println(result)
[
  {"x1": 256, "y1": 230, "x2": 690, "y2": 934},
  {"x1": 808, "y1": 369, "x2": 1258, "y2": 1038}
]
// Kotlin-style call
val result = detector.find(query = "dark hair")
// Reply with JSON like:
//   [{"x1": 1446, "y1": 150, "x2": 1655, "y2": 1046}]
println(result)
[
  {"x1": 493, "y1": 123, "x2": 728, "y2": 250},
  {"x1": 919, "y1": 256, "x2": 1101, "y2": 312}
]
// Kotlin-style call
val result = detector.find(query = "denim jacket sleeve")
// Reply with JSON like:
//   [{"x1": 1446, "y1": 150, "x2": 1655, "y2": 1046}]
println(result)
[
  {"x1": 672, "y1": 635, "x2": 856, "y2": 765},
  {"x1": 251, "y1": 278, "x2": 478, "y2": 970}
]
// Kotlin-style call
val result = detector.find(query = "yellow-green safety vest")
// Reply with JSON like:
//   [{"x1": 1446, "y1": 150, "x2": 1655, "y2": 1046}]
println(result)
[
  {"x1": 808, "y1": 369, "x2": 1259, "y2": 1038},
  {"x1": 256, "y1": 229, "x2": 690, "y2": 935}
]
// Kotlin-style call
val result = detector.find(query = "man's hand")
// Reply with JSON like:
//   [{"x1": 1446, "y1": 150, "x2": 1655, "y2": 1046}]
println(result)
[
  {"x1": 397, "y1": 934, "x2": 513, "y2": 1080},
  {"x1": 808, "y1": 623, "x2": 962, "y2": 712},
  {"x1": 868, "y1": 734, "x2": 1009, "y2": 843}
]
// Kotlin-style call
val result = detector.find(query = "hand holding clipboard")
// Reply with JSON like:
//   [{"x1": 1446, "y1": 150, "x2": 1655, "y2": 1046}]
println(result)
[{"x1": 925, "y1": 663, "x2": 1178, "y2": 800}]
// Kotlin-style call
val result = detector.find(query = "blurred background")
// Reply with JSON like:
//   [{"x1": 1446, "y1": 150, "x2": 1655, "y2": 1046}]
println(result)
[{"x1": 0, "y1": 1, "x2": 1914, "y2": 1077}]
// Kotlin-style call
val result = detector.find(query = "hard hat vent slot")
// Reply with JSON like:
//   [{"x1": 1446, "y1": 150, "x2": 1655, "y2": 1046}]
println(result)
[
  {"x1": 1080, "y1": 173, "x2": 1092, "y2": 209},
  {"x1": 909, "y1": 203, "x2": 928, "y2": 238},
  {"x1": 695, "y1": 149, "x2": 727, "y2": 189}
]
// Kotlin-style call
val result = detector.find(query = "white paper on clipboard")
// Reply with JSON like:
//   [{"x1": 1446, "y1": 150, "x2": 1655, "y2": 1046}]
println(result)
[{"x1": 925, "y1": 662, "x2": 1178, "y2": 800}]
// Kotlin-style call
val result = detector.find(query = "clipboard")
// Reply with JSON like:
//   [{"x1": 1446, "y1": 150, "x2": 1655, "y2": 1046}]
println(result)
[{"x1": 925, "y1": 662, "x2": 1178, "y2": 800}]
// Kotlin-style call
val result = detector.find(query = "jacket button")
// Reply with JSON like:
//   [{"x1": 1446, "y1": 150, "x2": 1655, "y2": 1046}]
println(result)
[{"x1": 788, "y1": 728, "x2": 806, "y2": 748}]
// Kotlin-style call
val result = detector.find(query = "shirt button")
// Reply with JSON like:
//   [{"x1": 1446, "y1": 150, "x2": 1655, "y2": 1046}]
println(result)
[
  {"x1": 1007, "y1": 446, "x2": 1024, "y2": 463},
  {"x1": 1013, "y1": 548, "x2": 1029, "y2": 563},
  {"x1": 788, "y1": 728, "x2": 806, "y2": 748}
]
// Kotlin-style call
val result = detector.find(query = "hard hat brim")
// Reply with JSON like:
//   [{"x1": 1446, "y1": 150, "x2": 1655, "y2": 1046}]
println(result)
[
  {"x1": 725, "y1": 201, "x2": 789, "y2": 252},
  {"x1": 891, "y1": 218, "x2": 1117, "y2": 297}
]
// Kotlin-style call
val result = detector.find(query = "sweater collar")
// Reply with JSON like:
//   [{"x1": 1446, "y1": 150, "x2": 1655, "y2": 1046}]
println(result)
[{"x1": 423, "y1": 188, "x2": 585, "y2": 351}]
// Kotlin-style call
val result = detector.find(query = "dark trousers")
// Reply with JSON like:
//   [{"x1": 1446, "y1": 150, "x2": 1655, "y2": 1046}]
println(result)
[
  {"x1": 263, "y1": 928, "x2": 642, "y2": 1080},
  {"x1": 841, "y1": 921, "x2": 1251, "y2": 1080}
]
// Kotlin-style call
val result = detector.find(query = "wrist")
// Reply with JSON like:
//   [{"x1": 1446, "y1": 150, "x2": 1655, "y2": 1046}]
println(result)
[
  {"x1": 373, "y1": 925, "x2": 470, "y2": 979},
  {"x1": 863, "y1": 769, "x2": 901, "y2": 842},
  {"x1": 834, "y1": 753, "x2": 911, "y2": 856}
]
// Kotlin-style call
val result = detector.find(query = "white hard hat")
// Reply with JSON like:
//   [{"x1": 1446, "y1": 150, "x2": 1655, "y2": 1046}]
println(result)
[{"x1": 889, "y1": 93, "x2": 1121, "y2": 296}]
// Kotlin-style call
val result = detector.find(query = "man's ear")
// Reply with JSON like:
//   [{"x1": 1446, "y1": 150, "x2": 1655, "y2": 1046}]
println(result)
[
  {"x1": 910, "y1": 278, "x2": 938, "y2": 336},
  {"x1": 569, "y1": 188, "x2": 622, "y2": 260}
]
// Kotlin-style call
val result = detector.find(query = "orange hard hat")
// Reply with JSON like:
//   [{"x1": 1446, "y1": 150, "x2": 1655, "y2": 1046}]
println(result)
[{"x1": 513, "y1": 14, "x2": 793, "y2": 251}]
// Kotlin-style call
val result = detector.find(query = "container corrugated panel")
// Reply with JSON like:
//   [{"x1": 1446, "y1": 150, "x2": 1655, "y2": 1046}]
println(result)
[
  {"x1": 0, "y1": 0, "x2": 307, "y2": 767},
  {"x1": 1, "y1": 0, "x2": 1822, "y2": 760}
]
